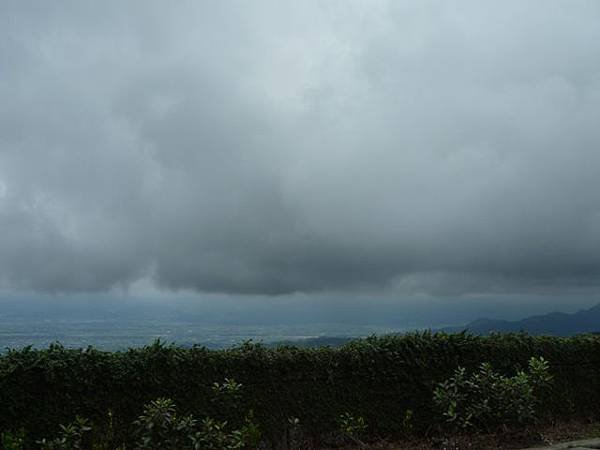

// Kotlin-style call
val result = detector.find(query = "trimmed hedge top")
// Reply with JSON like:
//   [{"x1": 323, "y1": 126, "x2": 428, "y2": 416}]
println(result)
[{"x1": 1, "y1": 332, "x2": 600, "y2": 444}]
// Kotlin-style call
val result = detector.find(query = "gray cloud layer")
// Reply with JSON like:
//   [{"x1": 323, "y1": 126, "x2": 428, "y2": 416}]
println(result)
[{"x1": 2, "y1": 1, "x2": 600, "y2": 296}]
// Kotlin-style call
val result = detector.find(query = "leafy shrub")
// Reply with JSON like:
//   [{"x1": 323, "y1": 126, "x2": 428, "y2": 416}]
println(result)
[
  {"x1": 133, "y1": 398, "x2": 195, "y2": 449},
  {"x1": 2, "y1": 333, "x2": 600, "y2": 445},
  {"x1": 37, "y1": 417, "x2": 92, "y2": 450},
  {"x1": 338, "y1": 412, "x2": 367, "y2": 445},
  {"x1": 0, "y1": 429, "x2": 24, "y2": 450},
  {"x1": 433, "y1": 357, "x2": 553, "y2": 431},
  {"x1": 35, "y1": 379, "x2": 259, "y2": 450},
  {"x1": 401, "y1": 409, "x2": 414, "y2": 434},
  {"x1": 133, "y1": 396, "x2": 259, "y2": 450}
]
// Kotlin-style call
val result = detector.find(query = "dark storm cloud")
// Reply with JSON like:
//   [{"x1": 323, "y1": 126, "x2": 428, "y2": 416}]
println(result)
[{"x1": 2, "y1": 0, "x2": 600, "y2": 296}]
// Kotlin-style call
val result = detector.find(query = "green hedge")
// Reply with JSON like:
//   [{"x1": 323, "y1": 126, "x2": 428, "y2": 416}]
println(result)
[{"x1": 1, "y1": 332, "x2": 600, "y2": 445}]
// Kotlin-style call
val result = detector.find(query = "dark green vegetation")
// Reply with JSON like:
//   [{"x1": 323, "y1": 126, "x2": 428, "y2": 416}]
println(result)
[
  {"x1": 32, "y1": 391, "x2": 261, "y2": 450},
  {"x1": 433, "y1": 357, "x2": 553, "y2": 431},
  {"x1": 1, "y1": 332, "x2": 600, "y2": 448}
]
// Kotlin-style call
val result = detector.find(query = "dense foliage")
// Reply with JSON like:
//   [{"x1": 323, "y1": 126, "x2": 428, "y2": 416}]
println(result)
[
  {"x1": 19, "y1": 393, "x2": 259, "y2": 450},
  {"x1": 433, "y1": 357, "x2": 553, "y2": 431},
  {"x1": 1, "y1": 332, "x2": 600, "y2": 448}
]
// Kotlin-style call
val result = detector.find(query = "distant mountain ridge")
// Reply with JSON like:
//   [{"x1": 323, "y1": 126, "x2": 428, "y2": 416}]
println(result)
[
  {"x1": 267, "y1": 303, "x2": 600, "y2": 348},
  {"x1": 449, "y1": 303, "x2": 600, "y2": 336}
]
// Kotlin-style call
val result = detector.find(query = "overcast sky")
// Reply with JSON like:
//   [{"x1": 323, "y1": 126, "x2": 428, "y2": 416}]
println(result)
[{"x1": 2, "y1": 1, "x2": 600, "y2": 316}]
